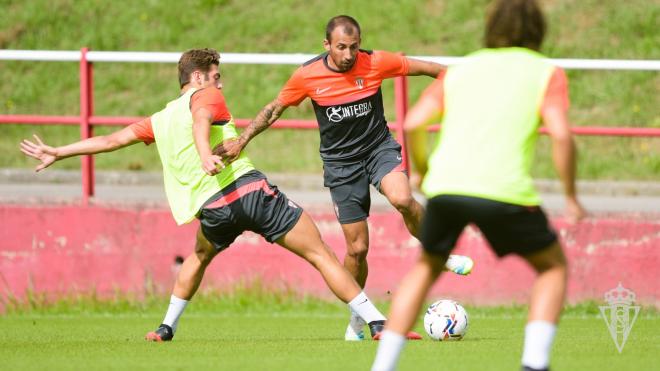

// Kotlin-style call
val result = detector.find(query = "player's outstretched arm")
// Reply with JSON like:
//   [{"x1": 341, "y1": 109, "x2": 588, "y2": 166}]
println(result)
[
  {"x1": 406, "y1": 58, "x2": 445, "y2": 78},
  {"x1": 213, "y1": 99, "x2": 288, "y2": 162},
  {"x1": 542, "y1": 106, "x2": 586, "y2": 223},
  {"x1": 19, "y1": 125, "x2": 142, "y2": 172}
]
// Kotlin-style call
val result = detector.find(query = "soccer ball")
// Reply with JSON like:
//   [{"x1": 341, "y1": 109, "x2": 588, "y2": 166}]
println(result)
[{"x1": 423, "y1": 299, "x2": 469, "y2": 341}]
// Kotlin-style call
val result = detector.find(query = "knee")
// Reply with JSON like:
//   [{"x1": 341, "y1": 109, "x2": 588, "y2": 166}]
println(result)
[
  {"x1": 194, "y1": 238, "x2": 217, "y2": 266},
  {"x1": 388, "y1": 193, "x2": 416, "y2": 214},
  {"x1": 305, "y1": 243, "x2": 339, "y2": 268},
  {"x1": 346, "y1": 241, "x2": 369, "y2": 261}
]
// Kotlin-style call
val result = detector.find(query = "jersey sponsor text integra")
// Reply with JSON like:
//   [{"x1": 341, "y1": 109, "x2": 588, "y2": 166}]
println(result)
[
  {"x1": 325, "y1": 101, "x2": 373, "y2": 123},
  {"x1": 312, "y1": 89, "x2": 389, "y2": 162}
]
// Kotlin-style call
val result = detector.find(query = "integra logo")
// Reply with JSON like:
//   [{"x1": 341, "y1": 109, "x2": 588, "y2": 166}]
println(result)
[{"x1": 325, "y1": 101, "x2": 373, "y2": 123}]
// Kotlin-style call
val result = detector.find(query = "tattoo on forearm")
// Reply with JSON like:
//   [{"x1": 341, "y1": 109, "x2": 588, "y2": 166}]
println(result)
[{"x1": 241, "y1": 102, "x2": 284, "y2": 143}]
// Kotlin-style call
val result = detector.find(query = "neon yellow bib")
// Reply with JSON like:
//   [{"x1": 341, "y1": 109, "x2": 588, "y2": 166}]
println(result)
[
  {"x1": 151, "y1": 88, "x2": 254, "y2": 224},
  {"x1": 422, "y1": 48, "x2": 555, "y2": 206}
]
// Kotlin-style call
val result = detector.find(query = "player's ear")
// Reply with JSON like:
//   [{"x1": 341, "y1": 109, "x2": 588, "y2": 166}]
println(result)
[{"x1": 323, "y1": 39, "x2": 331, "y2": 52}]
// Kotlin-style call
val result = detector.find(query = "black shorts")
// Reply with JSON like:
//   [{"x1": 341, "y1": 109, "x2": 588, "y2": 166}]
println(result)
[
  {"x1": 323, "y1": 136, "x2": 406, "y2": 224},
  {"x1": 420, "y1": 194, "x2": 557, "y2": 257},
  {"x1": 199, "y1": 170, "x2": 303, "y2": 251}
]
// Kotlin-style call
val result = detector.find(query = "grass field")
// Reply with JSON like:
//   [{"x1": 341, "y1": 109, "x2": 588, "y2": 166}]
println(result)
[
  {"x1": 1, "y1": 293, "x2": 658, "y2": 371},
  {"x1": 1, "y1": 0, "x2": 659, "y2": 179}
]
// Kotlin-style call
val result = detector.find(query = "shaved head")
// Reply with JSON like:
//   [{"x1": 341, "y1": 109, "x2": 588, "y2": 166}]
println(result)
[{"x1": 325, "y1": 15, "x2": 361, "y2": 42}]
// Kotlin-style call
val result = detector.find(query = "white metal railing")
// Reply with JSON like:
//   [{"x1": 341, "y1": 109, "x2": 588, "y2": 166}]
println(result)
[
  {"x1": 2, "y1": 49, "x2": 659, "y2": 205},
  {"x1": 1, "y1": 49, "x2": 660, "y2": 70}
]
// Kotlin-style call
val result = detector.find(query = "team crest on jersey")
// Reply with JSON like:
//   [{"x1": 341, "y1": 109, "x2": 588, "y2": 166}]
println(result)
[{"x1": 355, "y1": 77, "x2": 364, "y2": 89}]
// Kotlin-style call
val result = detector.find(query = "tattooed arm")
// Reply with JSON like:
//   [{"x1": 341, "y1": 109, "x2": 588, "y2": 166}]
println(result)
[{"x1": 213, "y1": 99, "x2": 288, "y2": 163}]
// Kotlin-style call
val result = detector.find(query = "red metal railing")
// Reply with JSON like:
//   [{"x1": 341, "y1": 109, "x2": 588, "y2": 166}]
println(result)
[
  {"x1": 79, "y1": 47, "x2": 94, "y2": 201},
  {"x1": 2, "y1": 48, "x2": 659, "y2": 204}
]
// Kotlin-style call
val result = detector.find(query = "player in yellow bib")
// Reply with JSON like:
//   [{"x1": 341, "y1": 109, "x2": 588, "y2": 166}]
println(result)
[
  {"x1": 371, "y1": 1, "x2": 586, "y2": 370},
  {"x1": 20, "y1": 48, "x2": 420, "y2": 342}
]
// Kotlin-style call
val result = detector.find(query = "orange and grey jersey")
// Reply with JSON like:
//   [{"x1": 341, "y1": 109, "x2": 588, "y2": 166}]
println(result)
[{"x1": 277, "y1": 50, "x2": 409, "y2": 162}]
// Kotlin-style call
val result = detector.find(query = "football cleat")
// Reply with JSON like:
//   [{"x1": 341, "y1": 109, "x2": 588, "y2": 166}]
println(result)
[
  {"x1": 368, "y1": 320, "x2": 386, "y2": 338},
  {"x1": 344, "y1": 315, "x2": 366, "y2": 341},
  {"x1": 368, "y1": 320, "x2": 422, "y2": 340},
  {"x1": 445, "y1": 254, "x2": 474, "y2": 275},
  {"x1": 344, "y1": 323, "x2": 366, "y2": 341},
  {"x1": 145, "y1": 324, "x2": 174, "y2": 342}
]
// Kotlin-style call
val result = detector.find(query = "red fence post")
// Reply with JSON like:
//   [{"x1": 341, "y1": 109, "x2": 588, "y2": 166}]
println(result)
[
  {"x1": 394, "y1": 76, "x2": 409, "y2": 171},
  {"x1": 79, "y1": 48, "x2": 94, "y2": 205}
]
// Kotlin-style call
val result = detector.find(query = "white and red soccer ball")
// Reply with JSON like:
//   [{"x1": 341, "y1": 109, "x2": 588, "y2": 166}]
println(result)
[{"x1": 423, "y1": 299, "x2": 469, "y2": 341}]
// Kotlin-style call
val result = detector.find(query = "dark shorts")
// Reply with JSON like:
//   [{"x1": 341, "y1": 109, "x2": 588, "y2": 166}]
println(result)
[
  {"x1": 323, "y1": 136, "x2": 406, "y2": 224},
  {"x1": 199, "y1": 170, "x2": 303, "y2": 251},
  {"x1": 420, "y1": 194, "x2": 558, "y2": 257}
]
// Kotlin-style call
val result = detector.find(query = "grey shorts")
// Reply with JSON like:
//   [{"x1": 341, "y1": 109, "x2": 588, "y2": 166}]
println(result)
[
  {"x1": 323, "y1": 137, "x2": 406, "y2": 224},
  {"x1": 199, "y1": 170, "x2": 303, "y2": 251}
]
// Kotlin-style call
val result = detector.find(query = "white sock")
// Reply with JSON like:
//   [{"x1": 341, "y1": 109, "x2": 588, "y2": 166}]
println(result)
[
  {"x1": 521, "y1": 321, "x2": 557, "y2": 369},
  {"x1": 348, "y1": 291, "x2": 387, "y2": 324},
  {"x1": 162, "y1": 294, "x2": 189, "y2": 333},
  {"x1": 371, "y1": 330, "x2": 406, "y2": 371}
]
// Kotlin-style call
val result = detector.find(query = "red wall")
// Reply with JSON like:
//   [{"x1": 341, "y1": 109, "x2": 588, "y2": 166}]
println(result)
[{"x1": 1, "y1": 205, "x2": 658, "y2": 308}]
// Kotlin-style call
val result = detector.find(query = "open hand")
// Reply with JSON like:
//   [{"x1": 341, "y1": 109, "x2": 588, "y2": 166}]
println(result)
[{"x1": 19, "y1": 134, "x2": 57, "y2": 172}]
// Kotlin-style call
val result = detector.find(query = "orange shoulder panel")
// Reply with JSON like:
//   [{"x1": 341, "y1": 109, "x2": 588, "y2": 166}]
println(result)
[
  {"x1": 128, "y1": 117, "x2": 155, "y2": 145},
  {"x1": 373, "y1": 50, "x2": 410, "y2": 79},
  {"x1": 191, "y1": 87, "x2": 232, "y2": 121},
  {"x1": 278, "y1": 67, "x2": 309, "y2": 107},
  {"x1": 541, "y1": 67, "x2": 570, "y2": 115}
]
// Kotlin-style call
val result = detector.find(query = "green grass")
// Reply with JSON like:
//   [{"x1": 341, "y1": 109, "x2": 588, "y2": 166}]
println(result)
[
  {"x1": 1, "y1": 0, "x2": 659, "y2": 179},
  {"x1": 1, "y1": 293, "x2": 658, "y2": 371}
]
